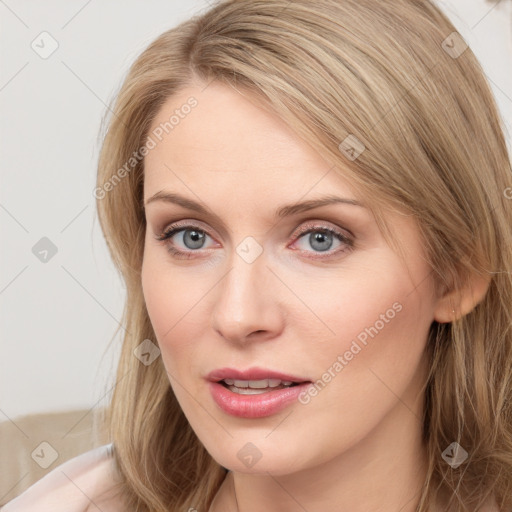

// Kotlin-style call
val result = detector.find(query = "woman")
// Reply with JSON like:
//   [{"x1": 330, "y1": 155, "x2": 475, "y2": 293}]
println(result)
[{"x1": 4, "y1": 0, "x2": 511, "y2": 511}]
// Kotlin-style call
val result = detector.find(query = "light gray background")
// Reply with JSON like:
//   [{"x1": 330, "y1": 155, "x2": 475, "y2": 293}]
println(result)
[{"x1": 1, "y1": 0, "x2": 511, "y2": 422}]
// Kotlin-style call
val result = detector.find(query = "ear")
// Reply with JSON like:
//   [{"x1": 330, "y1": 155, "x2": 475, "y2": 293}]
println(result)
[{"x1": 433, "y1": 271, "x2": 492, "y2": 323}]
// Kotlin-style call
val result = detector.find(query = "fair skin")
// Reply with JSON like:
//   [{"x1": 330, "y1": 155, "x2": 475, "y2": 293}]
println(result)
[{"x1": 140, "y1": 80, "x2": 486, "y2": 512}]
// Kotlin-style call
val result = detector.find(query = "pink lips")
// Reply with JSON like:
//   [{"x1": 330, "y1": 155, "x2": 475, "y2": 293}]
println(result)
[{"x1": 206, "y1": 366, "x2": 313, "y2": 419}]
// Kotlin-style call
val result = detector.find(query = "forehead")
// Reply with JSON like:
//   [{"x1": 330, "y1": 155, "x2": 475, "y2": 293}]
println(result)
[{"x1": 143, "y1": 82, "x2": 359, "y2": 203}]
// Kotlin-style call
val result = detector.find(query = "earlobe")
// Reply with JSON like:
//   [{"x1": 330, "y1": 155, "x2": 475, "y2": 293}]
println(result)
[{"x1": 433, "y1": 272, "x2": 492, "y2": 323}]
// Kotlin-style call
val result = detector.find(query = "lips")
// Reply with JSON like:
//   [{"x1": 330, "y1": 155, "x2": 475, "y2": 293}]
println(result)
[
  {"x1": 206, "y1": 367, "x2": 313, "y2": 418},
  {"x1": 206, "y1": 366, "x2": 311, "y2": 384}
]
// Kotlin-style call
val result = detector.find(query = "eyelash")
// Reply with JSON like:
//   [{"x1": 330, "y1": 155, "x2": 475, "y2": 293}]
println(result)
[{"x1": 154, "y1": 221, "x2": 354, "y2": 261}]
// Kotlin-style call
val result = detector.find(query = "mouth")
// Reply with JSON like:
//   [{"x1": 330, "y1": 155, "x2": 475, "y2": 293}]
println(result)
[{"x1": 206, "y1": 367, "x2": 313, "y2": 417}]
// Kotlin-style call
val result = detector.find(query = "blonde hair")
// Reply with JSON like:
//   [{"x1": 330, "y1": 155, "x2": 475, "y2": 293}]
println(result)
[{"x1": 95, "y1": 1, "x2": 512, "y2": 510}]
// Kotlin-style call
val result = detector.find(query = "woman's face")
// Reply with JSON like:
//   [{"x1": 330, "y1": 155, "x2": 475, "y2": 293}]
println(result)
[{"x1": 141, "y1": 81, "x2": 439, "y2": 475}]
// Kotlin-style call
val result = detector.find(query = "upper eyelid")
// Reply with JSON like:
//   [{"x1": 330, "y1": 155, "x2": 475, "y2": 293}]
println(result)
[{"x1": 159, "y1": 218, "x2": 350, "y2": 235}]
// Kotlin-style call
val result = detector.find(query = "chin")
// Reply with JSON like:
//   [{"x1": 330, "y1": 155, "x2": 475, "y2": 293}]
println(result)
[{"x1": 203, "y1": 438, "x2": 318, "y2": 477}]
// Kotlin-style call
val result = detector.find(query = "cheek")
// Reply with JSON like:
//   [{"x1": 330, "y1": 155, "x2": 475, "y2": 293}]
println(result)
[
  {"x1": 301, "y1": 256, "x2": 433, "y2": 358},
  {"x1": 141, "y1": 250, "x2": 211, "y2": 374},
  {"x1": 299, "y1": 254, "x2": 435, "y2": 407},
  {"x1": 301, "y1": 259, "x2": 434, "y2": 417}
]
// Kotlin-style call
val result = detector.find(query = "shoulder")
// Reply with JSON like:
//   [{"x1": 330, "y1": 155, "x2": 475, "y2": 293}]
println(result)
[{"x1": 1, "y1": 443, "x2": 125, "y2": 512}]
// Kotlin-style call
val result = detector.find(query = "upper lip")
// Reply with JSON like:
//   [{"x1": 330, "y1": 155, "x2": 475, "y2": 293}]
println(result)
[{"x1": 206, "y1": 367, "x2": 311, "y2": 383}]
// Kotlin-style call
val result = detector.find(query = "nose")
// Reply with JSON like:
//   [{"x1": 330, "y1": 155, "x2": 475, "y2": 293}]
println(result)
[{"x1": 211, "y1": 248, "x2": 285, "y2": 345}]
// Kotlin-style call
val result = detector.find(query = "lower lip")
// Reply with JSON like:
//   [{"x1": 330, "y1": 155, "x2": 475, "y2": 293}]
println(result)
[{"x1": 208, "y1": 381, "x2": 313, "y2": 418}]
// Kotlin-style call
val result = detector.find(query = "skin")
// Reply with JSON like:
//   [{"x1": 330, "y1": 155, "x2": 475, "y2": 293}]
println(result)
[{"x1": 140, "y1": 80, "x2": 486, "y2": 512}]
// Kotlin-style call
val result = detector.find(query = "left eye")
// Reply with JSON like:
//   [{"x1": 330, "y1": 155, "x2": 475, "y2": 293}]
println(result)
[
  {"x1": 293, "y1": 227, "x2": 348, "y2": 253},
  {"x1": 164, "y1": 227, "x2": 211, "y2": 250},
  {"x1": 155, "y1": 223, "x2": 353, "y2": 259}
]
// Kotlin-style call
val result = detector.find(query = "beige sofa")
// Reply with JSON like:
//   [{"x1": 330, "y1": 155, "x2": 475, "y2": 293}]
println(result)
[{"x1": 0, "y1": 407, "x2": 110, "y2": 506}]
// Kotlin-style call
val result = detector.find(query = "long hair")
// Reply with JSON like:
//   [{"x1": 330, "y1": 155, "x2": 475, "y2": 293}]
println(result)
[{"x1": 94, "y1": 1, "x2": 512, "y2": 510}]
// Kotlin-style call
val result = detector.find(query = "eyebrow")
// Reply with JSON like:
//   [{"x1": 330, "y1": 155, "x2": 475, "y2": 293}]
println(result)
[{"x1": 144, "y1": 191, "x2": 364, "y2": 218}]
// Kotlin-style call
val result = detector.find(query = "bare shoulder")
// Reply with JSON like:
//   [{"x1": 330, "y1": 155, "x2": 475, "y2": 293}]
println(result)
[{"x1": 1, "y1": 443, "x2": 125, "y2": 512}]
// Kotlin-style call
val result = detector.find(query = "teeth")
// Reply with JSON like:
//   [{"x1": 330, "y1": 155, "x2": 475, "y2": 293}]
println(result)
[
  {"x1": 222, "y1": 378, "x2": 297, "y2": 391},
  {"x1": 229, "y1": 387, "x2": 271, "y2": 395}
]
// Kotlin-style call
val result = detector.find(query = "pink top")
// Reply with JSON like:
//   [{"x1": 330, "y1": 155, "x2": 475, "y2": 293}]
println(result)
[{"x1": 1, "y1": 444, "x2": 124, "y2": 512}]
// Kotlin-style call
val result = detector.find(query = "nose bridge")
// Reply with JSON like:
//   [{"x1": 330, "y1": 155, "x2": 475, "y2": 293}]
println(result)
[{"x1": 211, "y1": 239, "x2": 282, "y2": 342}]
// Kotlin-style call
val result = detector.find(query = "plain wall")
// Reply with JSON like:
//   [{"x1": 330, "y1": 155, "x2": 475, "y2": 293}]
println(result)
[{"x1": 1, "y1": 0, "x2": 511, "y2": 423}]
